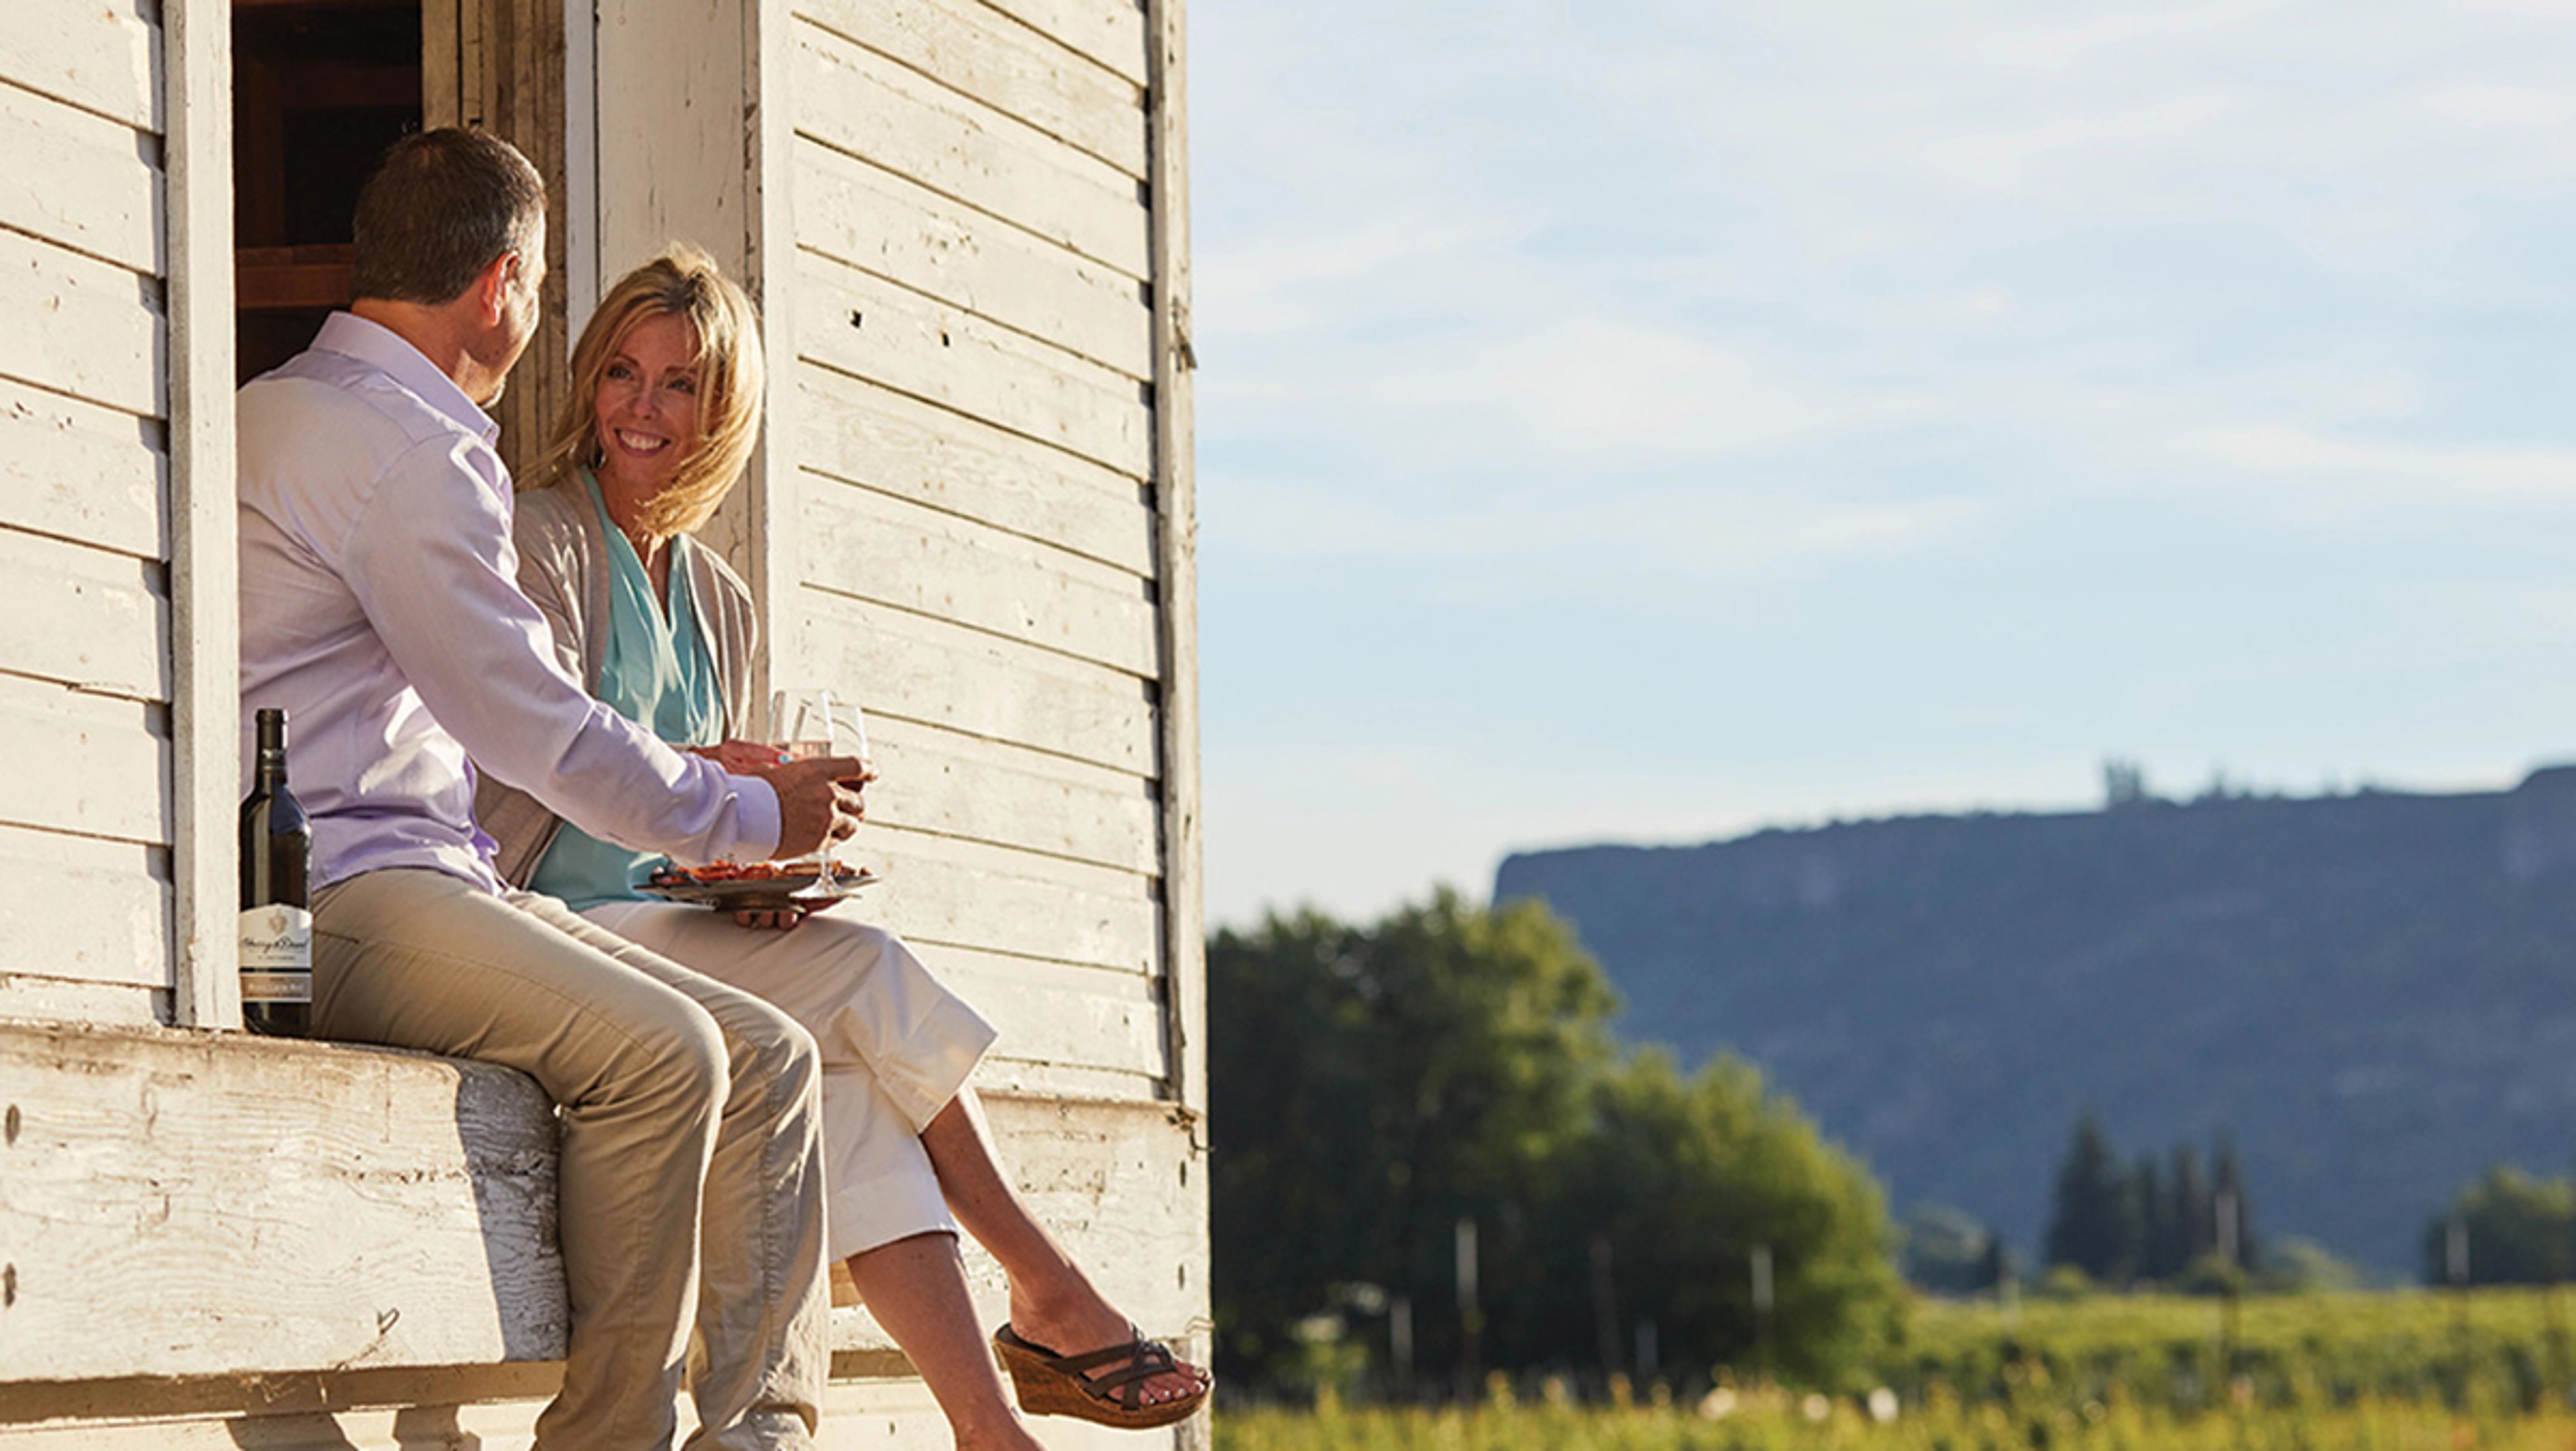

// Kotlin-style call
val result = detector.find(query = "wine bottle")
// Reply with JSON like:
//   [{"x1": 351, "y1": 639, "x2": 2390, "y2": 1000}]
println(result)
[{"x1": 239, "y1": 706, "x2": 312, "y2": 1036}]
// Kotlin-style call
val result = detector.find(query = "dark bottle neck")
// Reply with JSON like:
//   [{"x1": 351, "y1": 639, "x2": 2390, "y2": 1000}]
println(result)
[{"x1": 254, "y1": 709, "x2": 290, "y2": 788}]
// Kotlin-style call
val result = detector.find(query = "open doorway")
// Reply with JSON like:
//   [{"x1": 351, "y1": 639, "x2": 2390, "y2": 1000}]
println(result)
[
  {"x1": 230, "y1": 0, "x2": 566, "y2": 472},
  {"x1": 233, "y1": 0, "x2": 424, "y2": 384}
]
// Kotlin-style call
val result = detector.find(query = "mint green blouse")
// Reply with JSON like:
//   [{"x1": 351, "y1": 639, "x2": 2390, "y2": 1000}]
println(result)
[{"x1": 525, "y1": 472, "x2": 728, "y2": 910}]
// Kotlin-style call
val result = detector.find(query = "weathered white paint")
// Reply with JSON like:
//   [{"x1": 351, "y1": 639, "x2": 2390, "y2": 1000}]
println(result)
[
  {"x1": 855, "y1": 826, "x2": 1159, "y2": 976},
  {"x1": 1148, "y1": 0, "x2": 1206, "y2": 1130},
  {"x1": 0, "y1": 227, "x2": 164, "y2": 420},
  {"x1": 793, "y1": 22, "x2": 1148, "y2": 279},
  {"x1": 0, "y1": 81, "x2": 161, "y2": 276},
  {"x1": 794, "y1": 140, "x2": 1152, "y2": 378},
  {"x1": 798, "y1": 254, "x2": 1152, "y2": 478},
  {"x1": 797, "y1": 377, "x2": 1154, "y2": 578},
  {"x1": 0, "y1": 674, "x2": 166, "y2": 845},
  {"x1": 971, "y1": 0, "x2": 1148, "y2": 89},
  {"x1": 800, "y1": 0, "x2": 1147, "y2": 179},
  {"x1": 940, "y1": 949, "x2": 1167, "y2": 1081},
  {"x1": 0, "y1": 377, "x2": 164, "y2": 560},
  {"x1": 804, "y1": 592, "x2": 1156, "y2": 776},
  {"x1": 0, "y1": 1371, "x2": 1176, "y2": 1449},
  {"x1": 0, "y1": 978, "x2": 160, "y2": 1030},
  {"x1": 827, "y1": 1095, "x2": 1201, "y2": 1341},
  {"x1": 802, "y1": 483, "x2": 1159, "y2": 678},
  {"x1": 863, "y1": 714, "x2": 1160, "y2": 875},
  {"x1": 0, "y1": 528, "x2": 167, "y2": 702},
  {"x1": 0, "y1": 824, "x2": 165, "y2": 990},
  {"x1": 0, "y1": 0, "x2": 157, "y2": 132},
  {"x1": 0, "y1": 1022, "x2": 567, "y2": 1383},
  {"x1": 162, "y1": 0, "x2": 236, "y2": 1030}
]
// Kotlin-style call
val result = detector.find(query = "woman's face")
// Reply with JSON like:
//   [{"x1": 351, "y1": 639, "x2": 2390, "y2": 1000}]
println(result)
[{"x1": 591, "y1": 311, "x2": 704, "y2": 504}]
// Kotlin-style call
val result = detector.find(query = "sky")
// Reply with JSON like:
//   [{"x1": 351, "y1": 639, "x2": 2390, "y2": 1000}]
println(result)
[{"x1": 1187, "y1": 0, "x2": 2576, "y2": 929}]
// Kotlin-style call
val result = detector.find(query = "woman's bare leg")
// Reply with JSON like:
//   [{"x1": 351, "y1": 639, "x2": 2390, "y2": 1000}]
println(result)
[
  {"x1": 844, "y1": 1231, "x2": 1044, "y2": 1451},
  {"x1": 920, "y1": 1089, "x2": 1207, "y2": 1408}
]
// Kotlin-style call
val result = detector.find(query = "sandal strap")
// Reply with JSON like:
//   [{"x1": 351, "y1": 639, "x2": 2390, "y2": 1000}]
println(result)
[{"x1": 1012, "y1": 1328, "x2": 1185, "y2": 1411}]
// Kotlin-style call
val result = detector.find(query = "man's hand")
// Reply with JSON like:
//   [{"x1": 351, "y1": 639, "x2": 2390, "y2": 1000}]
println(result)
[
  {"x1": 765, "y1": 753, "x2": 871, "y2": 860},
  {"x1": 692, "y1": 739, "x2": 790, "y2": 776}
]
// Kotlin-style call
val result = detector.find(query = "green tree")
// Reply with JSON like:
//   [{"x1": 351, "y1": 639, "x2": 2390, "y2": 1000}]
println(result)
[
  {"x1": 2043, "y1": 1110, "x2": 2130, "y2": 1284},
  {"x1": 1537, "y1": 1051, "x2": 1903, "y2": 1387},
  {"x1": 1208, "y1": 891, "x2": 1616, "y2": 1388},
  {"x1": 1208, "y1": 890, "x2": 1904, "y2": 1395},
  {"x1": 2422, "y1": 1165, "x2": 2576, "y2": 1286}
]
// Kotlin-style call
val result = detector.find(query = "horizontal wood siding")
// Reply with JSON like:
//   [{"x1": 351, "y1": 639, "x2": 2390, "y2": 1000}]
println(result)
[
  {"x1": 0, "y1": 0, "x2": 174, "y2": 1024},
  {"x1": 784, "y1": 0, "x2": 1171, "y2": 1112},
  {"x1": 0, "y1": 1023, "x2": 567, "y2": 1384}
]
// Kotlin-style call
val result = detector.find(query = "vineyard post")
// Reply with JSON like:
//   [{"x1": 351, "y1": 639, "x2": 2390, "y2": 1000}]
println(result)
[{"x1": 1752, "y1": 1242, "x2": 1777, "y2": 1383}]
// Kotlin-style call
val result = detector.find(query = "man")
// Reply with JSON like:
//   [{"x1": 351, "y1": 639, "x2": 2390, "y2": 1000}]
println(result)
[{"x1": 237, "y1": 128, "x2": 860, "y2": 1451}]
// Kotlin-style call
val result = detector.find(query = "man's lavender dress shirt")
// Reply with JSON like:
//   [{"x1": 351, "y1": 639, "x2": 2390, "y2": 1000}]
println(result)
[{"x1": 237, "y1": 312, "x2": 781, "y2": 894}]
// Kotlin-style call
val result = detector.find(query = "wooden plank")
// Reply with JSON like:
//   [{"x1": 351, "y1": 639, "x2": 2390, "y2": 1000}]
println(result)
[
  {"x1": 792, "y1": 21, "x2": 1148, "y2": 280},
  {"x1": 163, "y1": 0, "x2": 235, "y2": 1030},
  {"x1": 1146, "y1": 0, "x2": 1205, "y2": 1128},
  {"x1": 798, "y1": 252, "x2": 1150, "y2": 480},
  {"x1": 0, "y1": 1, "x2": 157, "y2": 132},
  {"x1": 853, "y1": 824, "x2": 1159, "y2": 974},
  {"x1": 0, "y1": 979, "x2": 158, "y2": 1031},
  {"x1": 0, "y1": 529, "x2": 167, "y2": 701},
  {"x1": 865, "y1": 714, "x2": 1159, "y2": 875},
  {"x1": 0, "y1": 227, "x2": 164, "y2": 420},
  {"x1": 935, "y1": 943, "x2": 1166, "y2": 1078},
  {"x1": 803, "y1": 482, "x2": 1159, "y2": 680},
  {"x1": 0, "y1": 674, "x2": 166, "y2": 846},
  {"x1": 967, "y1": 0, "x2": 1147, "y2": 88},
  {"x1": 797, "y1": 370, "x2": 1152, "y2": 578},
  {"x1": 0, "y1": 82, "x2": 159, "y2": 275},
  {"x1": 803, "y1": 590, "x2": 1156, "y2": 777},
  {"x1": 825, "y1": 1094, "x2": 1203, "y2": 1354},
  {"x1": 0, "y1": 1023, "x2": 568, "y2": 1381},
  {"x1": 799, "y1": 0, "x2": 1146, "y2": 179},
  {"x1": 0, "y1": 1365, "x2": 564, "y2": 1444},
  {"x1": 794, "y1": 139, "x2": 1150, "y2": 380},
  {"x1": 0, "y1": 376, "x2": 164, "y2": 560},
  {"x1": 0, "y1": 824, "x2": 166, "y2": 993}
]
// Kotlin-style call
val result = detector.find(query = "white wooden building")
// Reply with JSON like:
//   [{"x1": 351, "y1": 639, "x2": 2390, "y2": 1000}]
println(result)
[{"x1": 0, "y1": 0, "x2": 1204, "y2": 1444}]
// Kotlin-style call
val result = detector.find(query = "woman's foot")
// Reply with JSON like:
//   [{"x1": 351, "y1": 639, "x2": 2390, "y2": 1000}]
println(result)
[{"x1": 1004, "y1": 1279, "x2": 1209, "y2": 1414}]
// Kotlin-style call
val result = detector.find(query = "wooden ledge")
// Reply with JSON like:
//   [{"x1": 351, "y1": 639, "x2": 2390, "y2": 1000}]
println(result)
[{"x1": 0, "y1": 1021, "x2": 565, "y2": 1385}]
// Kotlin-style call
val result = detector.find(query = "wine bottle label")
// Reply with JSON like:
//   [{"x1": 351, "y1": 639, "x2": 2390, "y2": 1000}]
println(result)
[
  {"x1": 239, "y1": 904, "x2": 312, "y2": 978},
  {"x1": 240, "y1": 970, "x2": 313, "y2": 1004}
]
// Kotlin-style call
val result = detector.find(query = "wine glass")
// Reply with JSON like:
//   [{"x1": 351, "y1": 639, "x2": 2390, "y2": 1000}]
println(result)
[{"x1": 769, "y1": 687, "x2": 867, "y2": 883}]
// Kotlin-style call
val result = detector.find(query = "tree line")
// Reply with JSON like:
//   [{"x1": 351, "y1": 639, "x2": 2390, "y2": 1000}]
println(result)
[
  {"x1": 1210, "y1": 890, "x2": 1904, "y2": 1399},
  {"x1": 2041, "y1": 1110, "x2": 2257, "y2": 1290}
]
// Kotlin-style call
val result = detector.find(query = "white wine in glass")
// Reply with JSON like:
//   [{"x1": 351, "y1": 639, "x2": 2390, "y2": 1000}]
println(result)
[{"x1": 769, "y1": 687, "x2": 868, "y2": 877}]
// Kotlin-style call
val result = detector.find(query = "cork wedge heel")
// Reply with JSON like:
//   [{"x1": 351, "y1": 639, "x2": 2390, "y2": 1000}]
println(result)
[{"x1": 991, "y1": 1323, "x2": 1211, "y2": 1430}]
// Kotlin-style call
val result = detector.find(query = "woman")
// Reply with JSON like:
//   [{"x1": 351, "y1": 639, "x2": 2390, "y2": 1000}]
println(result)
[{"x1": 476, "y1": 246, "x2": 1208, "y2": 1445}]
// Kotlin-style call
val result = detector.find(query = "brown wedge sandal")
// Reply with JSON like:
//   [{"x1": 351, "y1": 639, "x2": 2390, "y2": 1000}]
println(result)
[{"x1": 991, "y1": 1323, "x2": 1212, "y2": 1430}]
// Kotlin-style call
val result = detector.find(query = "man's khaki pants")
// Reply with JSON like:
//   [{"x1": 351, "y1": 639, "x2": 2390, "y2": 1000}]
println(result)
[{"x1": 313, "y1": 869, "x2": 830, "y2": 1451}]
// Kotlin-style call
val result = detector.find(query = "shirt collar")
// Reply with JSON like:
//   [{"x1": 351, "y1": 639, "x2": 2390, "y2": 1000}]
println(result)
[{"x1": 310, "y1": 311, "x2": 502, "y2": 447}]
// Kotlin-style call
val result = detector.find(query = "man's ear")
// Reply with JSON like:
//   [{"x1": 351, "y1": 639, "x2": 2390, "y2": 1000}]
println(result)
[{"x1": 472, "y1": 250, "x2": 519, "y2": 325}]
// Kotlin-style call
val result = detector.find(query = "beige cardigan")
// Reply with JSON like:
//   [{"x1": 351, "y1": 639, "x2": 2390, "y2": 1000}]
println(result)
[{"x1": 473, "y1": 480, "x2": 761, "y2": 888}]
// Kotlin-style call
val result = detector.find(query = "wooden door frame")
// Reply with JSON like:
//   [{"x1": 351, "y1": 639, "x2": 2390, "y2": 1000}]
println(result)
[{"x1": 423, "y1": 0, "x2": 570, "y2": 482}]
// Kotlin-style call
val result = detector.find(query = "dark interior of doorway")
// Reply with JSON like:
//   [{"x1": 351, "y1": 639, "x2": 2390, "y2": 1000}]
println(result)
[{"x1": 234, "y1": 0, "x2": 424, "y2": 383}]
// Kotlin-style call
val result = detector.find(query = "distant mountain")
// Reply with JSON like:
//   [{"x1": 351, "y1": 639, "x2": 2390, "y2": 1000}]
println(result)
[{"x1": 1493, "y1": 770, "x2": 2576, "y2": 1273}]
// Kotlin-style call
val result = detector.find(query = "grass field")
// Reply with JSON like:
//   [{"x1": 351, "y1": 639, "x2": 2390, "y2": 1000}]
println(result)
[{"x1": 1218, "y1": 1289, "x2": 2576, "y2": 1450}]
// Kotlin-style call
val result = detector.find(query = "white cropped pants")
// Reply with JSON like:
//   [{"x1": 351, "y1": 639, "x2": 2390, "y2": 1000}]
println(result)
[{"x1": 581, "y1": 902, "x2": 999, "y2": 1260}]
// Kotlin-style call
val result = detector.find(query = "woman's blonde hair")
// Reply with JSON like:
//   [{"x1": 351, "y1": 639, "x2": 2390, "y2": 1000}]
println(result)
[{"x1": 525, "y1": 244, "x2": 765, "y2": 538}]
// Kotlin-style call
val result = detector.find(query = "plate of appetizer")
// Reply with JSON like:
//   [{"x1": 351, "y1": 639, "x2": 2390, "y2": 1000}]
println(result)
[{"x1": 642, "y1": 861, "x2": 879, "y2": 912}]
